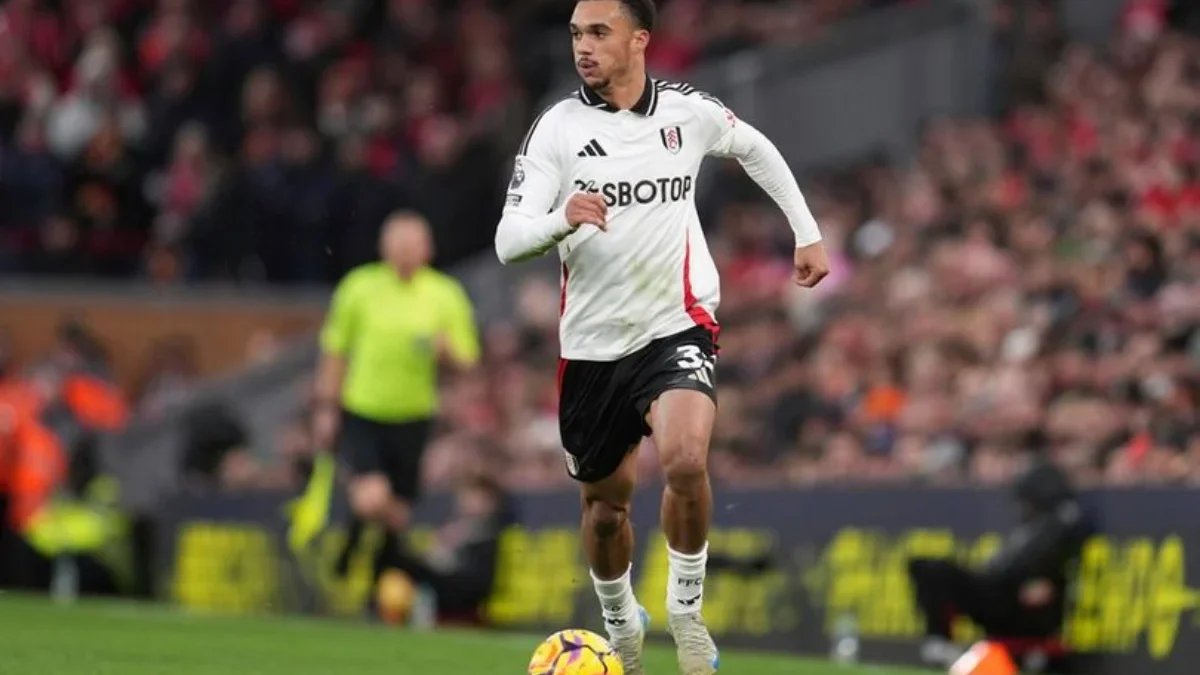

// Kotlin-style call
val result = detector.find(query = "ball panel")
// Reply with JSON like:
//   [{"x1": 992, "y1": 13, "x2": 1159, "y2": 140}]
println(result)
[{"x1": 527, "y1": 630, "x2": 624, "y2": 675}]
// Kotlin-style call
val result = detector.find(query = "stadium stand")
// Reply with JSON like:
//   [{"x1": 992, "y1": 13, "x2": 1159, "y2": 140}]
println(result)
[
  {"x1": 0, "y1": 5, "x2": 1199, "y2": 675},
  {"x1": 0, "y1": 0, "x2": 912, "y2": 282},
  {"x1": 0, "y1": 0, "x2": 1196, "y2": 515}
]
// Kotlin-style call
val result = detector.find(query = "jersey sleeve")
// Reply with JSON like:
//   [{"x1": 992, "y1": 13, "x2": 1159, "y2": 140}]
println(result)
[
  {"x1": 503, "y1": 106, "x2": 565, "y2": 218},
  {"x1": 689, "y1": 91, "x2": 822, "y2": 247},
  {"x1": 441, "y1": 280, "x2": 481, "y2": 367},
  {"x1": 319, "y1": 273, "x2": 358, "y2": 356},
  {"x1": 692, "y1": 92, "x2": 740, "y2": 158},
  {"x1": 494, "y1": 102, "x2": 574, "y2": 264}
]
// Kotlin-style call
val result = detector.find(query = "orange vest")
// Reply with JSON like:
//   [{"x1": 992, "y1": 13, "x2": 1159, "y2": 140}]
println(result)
[
  {"x1": 1, "y1": 373, "x2": 128, "y2": 530},
  {"x1": 0, "y1": 382, "x2": 41, "y2": 496},
  {"x1": 62, "y1": 374, "x2": 129, "y2": 431},
  {"x1": 7, "y1": 414, "x2": 67, "y2": 530}
]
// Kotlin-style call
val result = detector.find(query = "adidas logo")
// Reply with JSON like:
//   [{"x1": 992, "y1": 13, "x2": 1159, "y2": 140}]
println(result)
[{"x1": 577, "y1": 139, "x2": 607, "y2": 157}]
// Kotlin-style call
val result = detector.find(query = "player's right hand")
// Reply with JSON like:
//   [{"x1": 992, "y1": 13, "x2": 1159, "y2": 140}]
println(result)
[
  {"x1": 565, "y1": 192, "x2": 608, "y2": 231},
  {"x1": 793, "y1": 240, "x2": 831, "y2": 288},
  {"x1": 312, "y1": 404, "x2": 340, "y2": 452}
]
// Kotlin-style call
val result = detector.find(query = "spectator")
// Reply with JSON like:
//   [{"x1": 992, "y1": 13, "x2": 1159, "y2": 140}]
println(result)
[
  {"x1": 133, "y1": 335, "x2": 199, "y2": 415},
  {"x1": 46, "y1": 31, "x2": 146, "y2": 161},
  {"x1": 389, "y1": 472, "x2": 516, "y2": 625},
  {"x1": 908, "y1": 458, "x2": 1091, "y2": 670}
]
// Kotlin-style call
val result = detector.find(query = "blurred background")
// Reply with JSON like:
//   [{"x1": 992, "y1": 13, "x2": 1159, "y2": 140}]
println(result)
[{"x1": 0, "y1": 0, "x2": 1199, "y2": 672}]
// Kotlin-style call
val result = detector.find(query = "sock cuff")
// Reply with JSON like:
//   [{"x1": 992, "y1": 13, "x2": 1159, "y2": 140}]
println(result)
[
  {"x1": 591, "y1": 564, "x2": 633, "y2": 587},
  {"x1": 667, "y1": 542, "x2": 709, "y2": 563}
]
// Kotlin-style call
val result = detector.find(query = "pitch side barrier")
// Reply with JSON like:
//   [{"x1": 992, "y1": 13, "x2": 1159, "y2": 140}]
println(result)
[{"x1": 156, "y1": 487, "x2": 1198, "y2": 673}]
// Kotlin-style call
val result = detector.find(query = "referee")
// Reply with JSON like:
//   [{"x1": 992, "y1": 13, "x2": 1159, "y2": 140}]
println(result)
[{"x1": 313, "y1": 211, "x2": 480, "y2": 587}]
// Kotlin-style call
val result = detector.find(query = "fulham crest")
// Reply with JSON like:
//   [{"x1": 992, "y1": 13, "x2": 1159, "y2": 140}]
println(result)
[{"x1": 660, "y1": 126, "x2": 683, "y2": 154}]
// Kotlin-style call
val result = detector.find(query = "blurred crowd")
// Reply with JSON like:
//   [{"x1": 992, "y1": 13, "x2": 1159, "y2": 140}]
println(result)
[
  {"x1": 3, "y1": 0, "x2": 1200, "y2": 495},
  {"x1": 0, "y1": 0, "x2": 905, "y2": 284},
  {"x1": 422, "y1": 9, "x2": 1200, "y2": 491}
]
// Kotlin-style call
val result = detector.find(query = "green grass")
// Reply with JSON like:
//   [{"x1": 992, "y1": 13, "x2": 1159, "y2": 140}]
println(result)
[{"x1": 0, "y1": 594, "x2": 929, "y2": 674}]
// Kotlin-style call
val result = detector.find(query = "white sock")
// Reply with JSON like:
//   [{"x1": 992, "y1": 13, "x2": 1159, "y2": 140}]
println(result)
[
  {"x1": 666, "y1": 542, "x2": 708, "y2": 616},
  {"x1": 592, "y1": 565, "x2": 640, "y2": 636}
]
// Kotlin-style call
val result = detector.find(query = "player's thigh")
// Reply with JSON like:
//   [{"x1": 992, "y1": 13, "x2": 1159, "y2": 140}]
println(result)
[
  {"x1": 633, "y1": 327, "x2": 718, "y2": 474},
  {"x1": 558, "y1": 359, "x2": 646, "y2": 485},
  {"x1": 579, "y1": 446, "x2": 640, "y2": 507},
  {"x1": 339, "y1": 412, "x2": 398, "y2": 516},
  {"x1": 648, "y1": 390, "x2": 715, "y2": 469},
  {"x1": 338, "y1": 410, "x2": 388, "y2": 477},
  {"x1": 379, "y1": 418, "x2": 433, "y2": 505}
]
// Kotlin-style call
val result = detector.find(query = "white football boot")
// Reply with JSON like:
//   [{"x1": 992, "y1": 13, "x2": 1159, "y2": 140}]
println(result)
[
  {"x1": 667, "y1": 612, "x2": 720, "y2": 675},
  {"x1": 607, "y1": 605, "x2": 650, "y2": 675}
]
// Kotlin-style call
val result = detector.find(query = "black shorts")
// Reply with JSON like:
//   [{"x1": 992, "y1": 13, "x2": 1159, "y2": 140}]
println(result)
[
  {"x1": 338, "y1": 411, "x2": 432, "y2": 503},
  {"x1": 558, "y1": 325, "x2": 718, "y2": 483}
]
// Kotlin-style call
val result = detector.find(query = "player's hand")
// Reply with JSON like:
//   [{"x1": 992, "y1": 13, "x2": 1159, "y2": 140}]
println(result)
[
  {"x1": 793, "y1": 241, "x2": 831, "y2": 288},
  {"x1": 565, "y1": 192, "x2": 608, "y2": 231},
  {"x1": 434, "y1": 333, "x2": 458, "y2": 367},
  {"x1": 1019, "y1": 578, "x2": 1055, "y2": 607},
  {"x1": 312, "y1": 404, "x2": 340, "y2": 452}
]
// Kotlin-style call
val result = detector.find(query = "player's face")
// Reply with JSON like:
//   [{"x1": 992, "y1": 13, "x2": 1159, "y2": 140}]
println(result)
[
  {"x1": 381, "y1": 217, "x2": 433, "y2": 274},
  {"x1": 570, "y1": 1, "x2": 647, "y2": 91}
]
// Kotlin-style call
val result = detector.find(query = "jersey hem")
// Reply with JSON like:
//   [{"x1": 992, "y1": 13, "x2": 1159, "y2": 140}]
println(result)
[{"x1": 559, "y1": 315, "x2": 715, "y2": 362}]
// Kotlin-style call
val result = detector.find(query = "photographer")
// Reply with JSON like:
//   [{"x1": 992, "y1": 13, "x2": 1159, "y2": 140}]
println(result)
[
  {"x1": 909, "y1": 457, "x2": 1092, "y2": 669},
  {"x1": 389, "y1": 473, "x2": 514, "y2": 624}
]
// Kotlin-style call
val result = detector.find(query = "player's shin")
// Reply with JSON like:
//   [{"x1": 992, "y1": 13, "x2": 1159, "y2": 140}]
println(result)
[
  {"x1": 661, "y1": 459, "x2": 712, "y2": 616},
  {"x1": 582, "y1": 498, "x2": 640, "y2": 633},
  {"x1": 661, "y1": 466, "x2": 720, "y2": 674}
]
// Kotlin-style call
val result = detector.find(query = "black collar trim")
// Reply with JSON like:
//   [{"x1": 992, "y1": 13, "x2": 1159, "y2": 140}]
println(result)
[{"x1": 578, "y1": 76, "x2": 657, "y2": 115}]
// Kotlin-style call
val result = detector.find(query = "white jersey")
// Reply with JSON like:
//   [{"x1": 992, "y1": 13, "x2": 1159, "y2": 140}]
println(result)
[{"x1": 495, "y1": 78, "x2": 821, "y2": 362}]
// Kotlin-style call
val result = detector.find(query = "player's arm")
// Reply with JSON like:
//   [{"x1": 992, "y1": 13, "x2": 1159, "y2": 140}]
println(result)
[
  {"x1": 437, "y1": 280, "x2": 482, "y2": 372},
  {"x1": 288, "y1": 279, "x2": 356, "y2": 550},
  {"x1": 698, "y1": 95, "x2": 830, "y2": 287},
  {"x1": 494, "y1": 106, "x2": 607, "y2": 263},
  {"x1": 313, "y1": 274, "x2": 356, "y2": 451}
]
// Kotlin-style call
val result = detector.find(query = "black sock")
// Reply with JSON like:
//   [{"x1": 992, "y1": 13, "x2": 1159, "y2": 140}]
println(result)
[
  {"x1": 334, "y1": 518, "x2": 364, "y2": 578},
  {"x1": 374, "y1": 531, "x2": 402, "y2": 580}
]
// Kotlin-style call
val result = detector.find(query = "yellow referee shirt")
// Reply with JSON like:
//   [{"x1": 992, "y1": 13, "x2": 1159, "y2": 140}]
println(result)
[{"x1": 319, "y1": 263, "x2": 480, "y2": 423}]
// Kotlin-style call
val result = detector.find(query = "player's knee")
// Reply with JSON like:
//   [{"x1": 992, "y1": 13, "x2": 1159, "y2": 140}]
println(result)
[
  {"x1": 661, "y1": 436, "x2": 709, "y2": 494},
  {"x1": 584, "y1": 498, "x2": 628, "y2": 541},
  {"x1": 350, "y1": 475, "x2": 392, "y2": 520}
]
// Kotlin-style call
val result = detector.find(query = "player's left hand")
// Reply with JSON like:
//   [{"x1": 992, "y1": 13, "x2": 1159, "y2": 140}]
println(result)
[
  {"x1": 793, "y1": 241, "x2": 831, "y2": 288},
  {"x1": 434, "y1": 333, "x2": 454, "y2": 362},
  {"x1": 435, "y1": 333, "x2": 472, "y2": 371}
]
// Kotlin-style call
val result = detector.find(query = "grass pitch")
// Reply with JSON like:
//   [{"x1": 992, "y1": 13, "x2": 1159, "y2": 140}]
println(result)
[{"x1": 0, "y1": 594, "x2": 930, "y2": 674}]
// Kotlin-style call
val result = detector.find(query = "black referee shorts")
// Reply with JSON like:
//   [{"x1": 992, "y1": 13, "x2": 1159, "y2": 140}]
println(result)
[
  {"x1": 558, "y1": 325, "x2": 718, "y2": 484},
  {"x1": 338, "y1": 410, "x2": 432, "y2": 503}
]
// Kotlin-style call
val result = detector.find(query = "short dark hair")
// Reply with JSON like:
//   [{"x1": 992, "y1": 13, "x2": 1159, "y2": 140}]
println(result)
[
  {"x1": 623, "y1": 0, "x2": 656, "y2": 31},
  {"x1": 582, "y1": 0, "x2": 656, "y2": 32}
]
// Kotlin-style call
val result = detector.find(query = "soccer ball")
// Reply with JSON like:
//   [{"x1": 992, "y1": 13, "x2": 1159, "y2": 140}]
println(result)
[
  {"x1": 375, "y1": 569, "x2": 416, "y2": 625},
  {"x1": 528, "y1": 629, "x2": 625, "y2": 675}
]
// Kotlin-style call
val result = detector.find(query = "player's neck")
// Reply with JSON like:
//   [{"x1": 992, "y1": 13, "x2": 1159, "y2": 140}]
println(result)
[
  {"x1": 389, "y1": 263, "x2": 421, "y2": 281},
  {"x1": 596, "y1": 69, "x2": 648, "y2": 111}
]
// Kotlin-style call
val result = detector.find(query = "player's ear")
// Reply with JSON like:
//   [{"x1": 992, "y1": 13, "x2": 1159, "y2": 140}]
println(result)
[{"x1": 631, "y1": 28, "x2": 650, "y2": 54}]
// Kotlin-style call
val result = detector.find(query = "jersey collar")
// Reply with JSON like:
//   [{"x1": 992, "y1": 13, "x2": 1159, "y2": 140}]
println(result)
[{"x1": 578, "y1": 76, "x2": 657, "y2": 116}]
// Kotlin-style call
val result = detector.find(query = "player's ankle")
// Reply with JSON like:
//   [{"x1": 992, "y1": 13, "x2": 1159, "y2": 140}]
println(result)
[
  {"x1": 592, "y1": 565, "x2": 641, "y2": 634},
  {"x1": 604, "y1": 604, "x2": 642, "y2": 637},
  {"x1": 665, "y1": 542, "x2": 708, "y2": 615}
]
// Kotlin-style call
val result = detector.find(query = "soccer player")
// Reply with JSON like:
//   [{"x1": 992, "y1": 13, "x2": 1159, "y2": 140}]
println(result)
[
  {"x1": 492, "y1": 1, "x2": 829, "y2": 673},
  {"x1": 314, "y1": 212, "x2": 480, "y2": 596}
]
